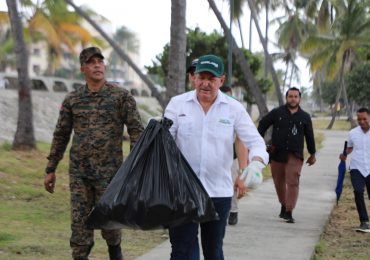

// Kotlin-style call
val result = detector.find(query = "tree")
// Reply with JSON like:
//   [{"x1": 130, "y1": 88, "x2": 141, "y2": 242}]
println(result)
[
  {"x1": 246, "y1": 0, "x2": 284, "y2": 105},
  {"x1": 0, "y1": 11, "x2": 15, "y2": 71},
  {"x1": 166, "y1": 0, "x2": 187, "y2": 101},
  {"x1": 225, "y1": 0, "x2": 284, "y2": 105},
  {"x1": 207, "y1": 0, "x2": 268, "y2": 116},
  {"x1": 301, "y1": 0, "x2": 370, "y2": 128},
  {"x1": 6, "y1": 0, "x2": 36, "y2": 150},
  {"x1": 275, "y1": 12, "x2": 313, "y2": 92},
  {"x1": 346, "y1": 63, "x2": 370, "y2": 108},
  {"x1": 64, "y1": 0, "x2": 166, "y2": 108},
  {"x1": 26, "y1": 0, "x2": 99, "y2": 75},
  {"x1": 146, "y1": 28, "x2": 270, "y2": 107},
  {"x1": 108, "y1": 26, "x2": 139, "y2": 80}
]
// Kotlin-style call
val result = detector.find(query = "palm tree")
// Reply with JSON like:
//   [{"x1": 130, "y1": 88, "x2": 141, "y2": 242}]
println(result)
[
  {"x1": 27, "y1": 0, "x2": 98, "y2": 75},
  {"x1": 166, "y1": 0, "x2": 187, "y2": 101},
  {"x1": 6, "y1": 0, "x2": 35, "y2": 150},
  {"x1": 246, "y1": 0, "x2": 283, "y2": 105},
  {"x1": 108, "y1": 26, "x2": 139, "y2": 80},
  {"x1": 275, "y1": 12, "x2": 312, "y2": 91},
  {"x1": 301, "y1": 0, "x2": 370, "y2": 128},
  {"x1": 0, "y1": 11, "x2": 15, "y2": 71},
  {"x1": 64, "y1": 0, "x2": 166, "y2": 108},
  {"x1": 208, "y1": 0, "x2": 268, "y2": 116},
  {"x1": 225, "y1": 0, "x2": 283, "y2": 105}
]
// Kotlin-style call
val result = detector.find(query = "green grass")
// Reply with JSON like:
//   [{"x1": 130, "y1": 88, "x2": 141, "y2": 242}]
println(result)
[
  {"x1": 313, "y1": 174, "x2": 370, "y2": 260},
  {"x1": 0, "y1": 142, "x2": 167, "y2": 260},
  {"x1": 312, "y1": 118, "x2": 352, "y2": 131}
]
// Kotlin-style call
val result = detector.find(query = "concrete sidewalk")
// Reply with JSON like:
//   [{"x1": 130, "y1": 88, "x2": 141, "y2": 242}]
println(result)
[{"x1": 136, "y1": 130, "x2": 348, "y2": 260}]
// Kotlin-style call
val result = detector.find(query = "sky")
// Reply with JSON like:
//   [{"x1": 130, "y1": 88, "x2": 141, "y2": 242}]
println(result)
[{"x1": 0, "y1": 0, "x2": 311, "y2": 88}]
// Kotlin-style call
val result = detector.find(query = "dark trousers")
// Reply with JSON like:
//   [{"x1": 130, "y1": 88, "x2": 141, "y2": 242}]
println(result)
[
  {"x1": 350, "y1": 169, "x2": 370, "y2": 223},
  {"x1": 169, "y1": 197, "x2": 231, "y2": 260}
]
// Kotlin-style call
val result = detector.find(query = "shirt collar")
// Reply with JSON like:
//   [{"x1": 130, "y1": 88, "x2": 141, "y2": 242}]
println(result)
[
  {"x1": 187, "y1": 89, "x2": 229, "y2": 105},
  {"x1": 83, "y1": 81, "x2": 109, "y2": 95}
]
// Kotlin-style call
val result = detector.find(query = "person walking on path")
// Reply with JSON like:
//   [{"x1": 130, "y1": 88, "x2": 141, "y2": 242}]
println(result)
[
  {"x1": 258, "y1": 87, "x2": 316, "y2": 223},
  {"x1": 43, "y1": 47, "x2": 144, "y2": 260},
  {"x1": 219, "y1": 85, "x2": 249, "y2": 225},
  {"x1": 340, "y1": 107, "x2": 370, "y2": 232},
  {"x1": 164, "y1": 54, "x2": 268, "y2": 260}
]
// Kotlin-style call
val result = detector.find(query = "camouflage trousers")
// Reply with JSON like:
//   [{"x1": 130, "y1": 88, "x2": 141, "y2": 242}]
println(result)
[{"x1": 69, "y1": 174, "x2": 121, "y2": 259}]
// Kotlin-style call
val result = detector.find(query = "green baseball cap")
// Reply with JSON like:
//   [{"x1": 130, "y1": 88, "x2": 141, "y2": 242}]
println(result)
[
  {"x1": 79, "y1": 47, "x2": 104, "y2": 65},
  {"x1": 194, "y1": 54, "x2": 224, "y2": 77}
]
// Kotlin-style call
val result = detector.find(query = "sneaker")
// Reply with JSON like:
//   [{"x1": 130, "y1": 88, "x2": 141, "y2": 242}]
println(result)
[
  {"x1": 284, "y1": 211, "x2": 295, "y2": 223},
  {"x1": 228, "y1": 212, "x2": 238, "y2": 225},
  {"x1": 355, "y1": 222, "x2": 370, "y2": 233},
  {"x1": 279, "y1": 205, "x2": 286, "y2": 218}
]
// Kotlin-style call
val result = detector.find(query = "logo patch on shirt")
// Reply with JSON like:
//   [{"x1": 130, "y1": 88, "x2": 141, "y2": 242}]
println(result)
[
  {"x1": 179, "y1": 114, "x2": 186, "y2": 117},
  {"x1": 219, "y1": 118, "x2": 231, "y2": 125}
]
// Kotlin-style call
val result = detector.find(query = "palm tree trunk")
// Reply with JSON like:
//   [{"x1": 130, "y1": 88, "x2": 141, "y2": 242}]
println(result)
[
  {"x1": 207, "y1": 0, "x2": 268, "y2": 116},
  {"x1": 237, "y1": 18, "x2": 245, "y2": 48},
  {"x1": 166, "y1": 0, "x2": 187, "y2": 101},
  {"x1": 249, "y1": 13, "x2": 252, "y2": 51},
  {"x1": 282, "y1": 61, "x2": 289, "y2": 94},
  {"x1": 6, "y1": 0, "x2": 36, "y2": 150},
  {"x1": 288, "y1": 62, "x2": 294, "y2": 88},
  {"x1": 264, "y1": 1, "x2": 269, "y2": 78},
  {"x1": 317, "y1": 71, "x2": 324, "y2": 112},
  {"x1": 65, "y1": 0, "x2": 166, "y2": 109},
  {"x1": 327, "y1": 56, "x2": 346, "y2": 129},
  {"x1": 342, "y1": 80, "x2": 356, "y2": 127},
  {"x1": 247, "y1": 0, "x2": 284, "y2": 106},
  {"x1": 327, "y1": 51, "x2": 356, "y2": 129}
]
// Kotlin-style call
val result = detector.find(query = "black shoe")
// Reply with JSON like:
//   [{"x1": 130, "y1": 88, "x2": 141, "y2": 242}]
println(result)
[
  {"x1": 228, "y1": 212, "x2": 238, "y2": 225},
  {"x1": 279, "y1": 205, "x2": 286, "y2": 218},
  {"x1": 284, "y1": 211, "x2": 295, "y2": 223},
  {"x1": 108, "y1": 244, "x2": 124, "y2": 260},
  {"x1": 356, "y1": 222, "x2": 370, "y2": 233}
]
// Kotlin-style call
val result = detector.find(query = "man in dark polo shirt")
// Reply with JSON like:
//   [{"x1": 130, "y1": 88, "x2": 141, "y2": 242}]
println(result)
[{"x1": 258, "y1": 87, "x2": 316, "y2": 223}]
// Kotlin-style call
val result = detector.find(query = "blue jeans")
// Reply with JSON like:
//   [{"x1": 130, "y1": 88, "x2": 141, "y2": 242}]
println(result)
[
  {"x1": 350, "y1": 169, "x2": 370, "y2": 222},
  {"x1": 169, "y1": 197, "x2": 232, "y2": 260}
]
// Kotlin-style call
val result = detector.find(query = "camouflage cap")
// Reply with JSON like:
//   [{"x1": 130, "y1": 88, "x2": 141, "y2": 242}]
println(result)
[{"x1": 79, "y1": 47, "x2": 104, "y2": 65}]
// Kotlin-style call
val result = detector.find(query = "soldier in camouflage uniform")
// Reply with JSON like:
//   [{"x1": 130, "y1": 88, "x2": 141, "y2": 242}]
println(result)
[{"x1": 44, "y1": 47, "x2": 144, "y2": 260}]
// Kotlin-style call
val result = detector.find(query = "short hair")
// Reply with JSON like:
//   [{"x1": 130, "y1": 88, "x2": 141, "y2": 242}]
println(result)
[
  {"x1": 220, "y1": 85, "x2": 232, "y2": 94},
  {"x1": 357, "y1": 107, "x2": 369, "y2": 114},
  {"x1": 286, "y1": 87, "x2": 301, "y2": 98}
]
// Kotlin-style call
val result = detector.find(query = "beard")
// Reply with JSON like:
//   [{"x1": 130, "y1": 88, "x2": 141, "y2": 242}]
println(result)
[{"x1": 287, "y1": 102, "x2": 299, "y2": 109}]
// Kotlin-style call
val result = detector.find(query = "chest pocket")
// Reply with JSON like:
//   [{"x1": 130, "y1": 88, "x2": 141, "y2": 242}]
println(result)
[
  {"x1": 210, "y1": 117, "x2": 234, "y2": 140},
  {"x1": 72, "y1": 100, "x2": 118, "y2": 131},
  {"x1": 177, "y1": 116, "x2": 193, "y2": 139}
]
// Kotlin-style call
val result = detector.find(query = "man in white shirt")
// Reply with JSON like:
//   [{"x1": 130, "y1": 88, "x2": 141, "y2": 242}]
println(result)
[
  {"x1": 340, "y1": 107, "x2": 370, "y2": 232},
  {"x1": 164, "y1": 54, "x2": 268, "y2": 260}
]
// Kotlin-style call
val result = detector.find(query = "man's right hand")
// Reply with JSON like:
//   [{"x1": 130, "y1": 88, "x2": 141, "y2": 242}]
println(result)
[
  {"x1": 339, "y1": 153, "x2": 347, "y2": 161},
  {"x1": 44, "y1": 173, "x2": 56, "y2": 193},
  {"x1": 266, "y1": 144, "x2": 275, "y2": 154}
]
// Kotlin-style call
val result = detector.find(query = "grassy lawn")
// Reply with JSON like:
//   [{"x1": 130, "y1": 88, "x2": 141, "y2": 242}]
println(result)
[
  {"x1": 0, "y1": 142, "x2": 167, "y2": 260},
  {"x1": 313, "y1": 175, "x2": 370, "y2": 260}
]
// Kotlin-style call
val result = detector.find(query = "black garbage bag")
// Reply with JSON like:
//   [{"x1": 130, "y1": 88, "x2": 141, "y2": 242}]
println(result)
[{"x1": 86, "y1": 117, "x2": 218, "y2": 230}]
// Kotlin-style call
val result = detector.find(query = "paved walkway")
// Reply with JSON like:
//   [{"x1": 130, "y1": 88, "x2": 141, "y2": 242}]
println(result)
[{"x1": 136, "y1": 130, "x2": 348, "y2": 260}]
